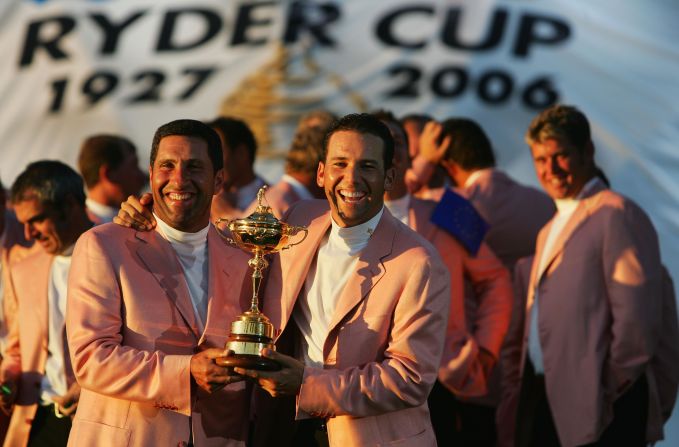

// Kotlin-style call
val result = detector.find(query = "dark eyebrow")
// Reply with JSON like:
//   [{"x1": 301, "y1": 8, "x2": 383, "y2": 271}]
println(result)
[{"x1": 26, "y1": 212, "x2": 48, "y2": 225}]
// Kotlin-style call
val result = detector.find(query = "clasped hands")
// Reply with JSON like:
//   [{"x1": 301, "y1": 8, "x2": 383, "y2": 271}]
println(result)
[{"x1": 191, "y1": 348, "x2": 304, "y2": 398}]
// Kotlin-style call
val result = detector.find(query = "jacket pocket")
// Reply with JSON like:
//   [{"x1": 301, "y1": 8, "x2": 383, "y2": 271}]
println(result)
[{"x1": 69, "y1": 419, "x2": 131, "y2": 447}]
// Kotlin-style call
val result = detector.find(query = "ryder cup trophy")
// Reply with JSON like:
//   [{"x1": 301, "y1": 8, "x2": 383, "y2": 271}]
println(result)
[{"x1": 214, "y1": 187, "x2": 307, "y2": 370}]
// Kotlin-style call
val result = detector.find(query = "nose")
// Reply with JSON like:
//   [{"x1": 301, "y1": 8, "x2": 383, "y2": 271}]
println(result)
[
  {"x1": 170, "y1": 163, "x2": 189, "y2": 184},
  {"x1": 546, "y1": 156, "x2": 561, "y2": 176},
  {"x1": 24, "y1": 223, "x2": 37, "y2": 241}
]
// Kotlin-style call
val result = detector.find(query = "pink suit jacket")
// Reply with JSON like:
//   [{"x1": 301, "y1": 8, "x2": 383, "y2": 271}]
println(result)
[
  {"x1": 66, "y1": 223, "x2": 252, "y2": 447},
  {"x1": 256, "y1": 200, "x2": 450, "y2": 447},
  {"x1": 407, "y1": 197, "x2": 512, "y2": 398},
  {"x1": 463, "y1": 169, "x2": 555, "y2": 270},
  {"x1": 1, "y1": 248, "x2": 75, "y2": 447},
  {"x1": 507, "y1": 182, "x2": 665, "y2": 446}
]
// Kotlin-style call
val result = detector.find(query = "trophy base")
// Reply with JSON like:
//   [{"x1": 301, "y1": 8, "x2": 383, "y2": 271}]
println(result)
[{"x1": 215, "y1": 354, "x2": 281, "y2": 371}]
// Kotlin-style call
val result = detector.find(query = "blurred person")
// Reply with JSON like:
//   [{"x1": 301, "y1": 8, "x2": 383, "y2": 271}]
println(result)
[
  {"x1": 425, "y1": 118, "x2": 556, "y2": 270},
  {"x1": 207, "y1": 117, "x2": 267, "y2": 219},
  {"x1": 295, "y1": 109, "x2": 337, "y2": 132},
  {"x1": 77, "y1": 134, "x2": 146, "y2": 224},
  {"x1": 65, "y1": 119, "x2": 253, "y2": 446},
  {"x1": 380, "y1": 111, "x2": 512, "y2": 446},
  {"x1": 0, "y1": 161, "x2": 93, "y2": 446},
  {"x1": 401, "y1": 113, "x2": 449, "y2": 200},
  {"x1": 502, "y1": 105, "x2": 668, "y2": 447},
  {"x1": 239, "y1": 113, "x2": 451, "y2": 446},
  {"x1": 244, "y1": 120, "x2": 327, "y2": 218}
]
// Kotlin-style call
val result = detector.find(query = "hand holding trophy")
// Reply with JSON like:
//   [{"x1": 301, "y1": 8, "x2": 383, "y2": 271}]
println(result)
[{"x1": 214, "y1": 187, "x2": 307, "y2": 370}]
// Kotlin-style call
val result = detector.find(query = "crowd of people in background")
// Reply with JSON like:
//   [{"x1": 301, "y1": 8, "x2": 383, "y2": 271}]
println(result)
[{"x1": 0, "y1": 104, "x2": 676, "y2": 447}]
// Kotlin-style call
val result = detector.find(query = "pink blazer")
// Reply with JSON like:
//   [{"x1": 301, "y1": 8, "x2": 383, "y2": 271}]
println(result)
[
  {"x1": 408, "y1": 197, "x2": 512, "y2": 398},
  {"x1": 511, "y1": 183, "x2": 664, "y2": 446},
  {"x1": 1, "y1": 249, "x2": 76, "y2": 447},
  {"x1": 66, "y1": 224, "x2": 253, "y2": 447},
  {"x1": 463, "y1": 169, "x2": 555, "y2": 270},
  {"x1": 256, "y1": 200, "x2": 450, "y2": 447}
]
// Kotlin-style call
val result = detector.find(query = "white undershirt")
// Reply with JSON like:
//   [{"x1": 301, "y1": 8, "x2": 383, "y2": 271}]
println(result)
[
  {"x1": 464, "y1": 168, "x2": 494, "y2": 189},
  {"x1": 384, "y1": 194, "x2": 411, "y2": 226},
  {"x1": 41, "y1": 246, "x2": 73, "y2": 404},
  {"x1": 86, "y1": 198, "x2": 118, "y2": 224},
  {"x1": 293, "y1": 208, "x2": 384, "y2": 368},
  {"x1": 528, "y1": 177, "x2": 601, "y2": 374},
  {"x1": 154, "y1": 214, "x2": 210, "y2": 333},
  {"x1": 236, "y1": 177, "x2": 266, "y2": 210},
  {"x1": 282, "y1": 174, "x2": 314, "y2": 201}
]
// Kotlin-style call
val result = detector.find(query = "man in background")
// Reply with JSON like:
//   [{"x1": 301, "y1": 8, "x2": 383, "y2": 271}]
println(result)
[
  {"x1": 1, "y1": 161, "x2": 93, "y2": 446},
  {"x1": 78, "y1": 134, "x2": 146, "y2": 224}
]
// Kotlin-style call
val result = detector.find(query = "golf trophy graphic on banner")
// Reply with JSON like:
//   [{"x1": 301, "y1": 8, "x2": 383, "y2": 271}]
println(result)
[{"x1": 214, "y1": 187, "x2": 307, "y2": 370}]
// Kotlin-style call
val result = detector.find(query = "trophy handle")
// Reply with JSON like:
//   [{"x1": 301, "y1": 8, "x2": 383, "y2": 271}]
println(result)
[
  {"x1": 214, "y1": 218, "x2": 238, "y2": 246},
  {"x1": 282, "y1": 226, "x2": 308, "y2": 250}
]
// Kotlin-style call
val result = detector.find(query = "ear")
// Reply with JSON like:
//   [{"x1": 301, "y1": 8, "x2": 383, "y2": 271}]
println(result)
[
  {"x1": 213, "y1": 168, "x2": 224, "y2": 195},
  {"x1": 98, "y1": 164, "x2": 112, "y2": 183},
  {"x1": 383, "y1": 166, "x2": 395, "y2": 192},
  {"x1": 316, "y1": 161, "x2": 326, "y2": 188},
  {"x1": 440, "y1": 159, "x2": 457, "y2": 179}
]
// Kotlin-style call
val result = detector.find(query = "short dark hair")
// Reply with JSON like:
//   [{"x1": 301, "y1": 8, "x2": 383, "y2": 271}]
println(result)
[
  {"x1": 441, "y1": 118, "x2": 496, "y2": 170},
  {"x1": 206, "y1": 117, "x2": 257, "y2": 165},
  {"x1": 78, "y1": 134, "x2": 136, "y2": 188},
  {"x1": 372, "y1": 109, "x2": 409, "y2": 152},
  {"x1": 323, "y1": 113, "x2": 394, "y2": 170},
  {"x1": 150, "y1": 119, "x2": 223, "y2": 173},
  {"x1": 11, "y1": 160, "x2": 86, "y2": 211},
  {"x1": 285, "y1": 125, "x2": 326, "y2": 175},
  {"x1": 525, "y1": 105, "x2": 591, "y2": 153}
]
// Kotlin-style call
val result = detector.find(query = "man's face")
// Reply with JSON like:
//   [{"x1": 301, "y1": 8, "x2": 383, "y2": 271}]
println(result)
[
  {"x1": 530, "y1": 138, "x2": 593, "y2": 200},
  {"x1": 150, "y1": 135, "x2": 220, "y2": 232},
  {"x1": 14, "y1": 197, "x2": 70, "y2": 255},
  {"x1": 109, "y1": 149, "x2": 146, "y2": 203},
  {"x1": 317, "y1": 130, "x2": 394, "y2": 228}
]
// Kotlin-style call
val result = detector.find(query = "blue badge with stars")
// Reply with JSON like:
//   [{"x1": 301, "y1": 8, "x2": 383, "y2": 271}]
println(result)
[{"x1": 430, "y1": 189, "x2": 488, "y2": 256}]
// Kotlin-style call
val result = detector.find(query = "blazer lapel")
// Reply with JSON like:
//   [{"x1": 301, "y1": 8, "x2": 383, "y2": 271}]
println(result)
[
  {"x1": 325, "y1": 212, "x2": 393, "y2": 337},
  {"x1": 534, "y1": 181, "x2": 607, "y2": 283},
  {"x1": 135, "y1": 230, "x2": 200, "y2": 339},
  {"x1": 199, "y1": 226, "x2": 248, "y2": 343},
  {"x1": 276, "y1": 210, "x2": 331, "y2": 333}
]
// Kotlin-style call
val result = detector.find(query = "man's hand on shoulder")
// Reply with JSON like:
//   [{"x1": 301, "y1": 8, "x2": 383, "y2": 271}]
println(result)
[
  {"x1": 113, "y1": 193, "x2": 156, "y2": 231},
  {"x1": 234, "y1": 349, "x2": 304, "y2": 398},
  {"x1": 190, "y1": 348, "x2": 244, "y2": 393}
]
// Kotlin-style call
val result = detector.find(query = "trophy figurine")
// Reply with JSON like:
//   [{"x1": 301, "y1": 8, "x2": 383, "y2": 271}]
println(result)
[{"x1": 214, "y1": 187, "x2": 307, "y2": 370}]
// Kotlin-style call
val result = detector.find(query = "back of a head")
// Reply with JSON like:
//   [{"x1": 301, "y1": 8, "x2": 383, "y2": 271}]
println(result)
[
  {"x1": 11, "y1": 160, "x2": 86, "y2": 210},
  {"x1": 323, "y1": 113, "x2": 395, "y2": 170},
  {"x1": 207, "y1": 116, "x2": 257, "y2": 166},
  {"x1": 400, "y1": 113, "x2": 432, "y2": 130},
  {"x1": 78, "y1": 134, "x2": 136, "y2": 189},
  {"x1": 296, "y1": 109, "x2": 338, "y2": 132},
  {"x1": 286, "y1": 125, "x2": 326, "y2": 176},
  {"x1": 441, "y1": 118, "x2": 496, "y2": 170},
  {"x1": 151, "y1": 119, "x2": 223, "y2": 173},
  {"x1": 525, "y1": 104, "x2": 591, "y2": 152}
]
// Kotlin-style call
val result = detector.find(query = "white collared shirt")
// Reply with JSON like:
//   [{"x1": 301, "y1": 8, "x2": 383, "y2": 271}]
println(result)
[
  {"x1": 154, "y1": 215, "x2": 210, "y2": 333},
  {"x1": 384, "y1": 194, "x2": 411, "y2": 226},
  {"x1": 293, "y1": 208, "x2": 384, "y2": 368},
  {"x1": 86, "y1": 198, "x2": 118, "y2": 224},
  {"x1": 236, "y1": 176, "x2": 267, "y2": 210},
  {"x1": 40, "y1": 246, "x2": 74, "y2": 404},
  {"x1": 528, "y1": 177, "x2": 602, "y2": 374},
  {"x1": 281, "y1": 174, "x2": 314, "y2": 201}
]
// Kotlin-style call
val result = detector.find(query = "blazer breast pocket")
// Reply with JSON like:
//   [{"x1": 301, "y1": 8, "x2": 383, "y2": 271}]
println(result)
[{"x1": 69, "y1": 419, "x2": 131, "y2": 447}]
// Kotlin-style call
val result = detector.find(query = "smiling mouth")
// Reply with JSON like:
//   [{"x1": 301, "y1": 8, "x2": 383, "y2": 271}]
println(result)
[
  {"x1": 338, "y1": 190, "x2": 366, "y2": 204},
  {"x1": 166, "y1": 192, "x2": 194, "y2": 202}
]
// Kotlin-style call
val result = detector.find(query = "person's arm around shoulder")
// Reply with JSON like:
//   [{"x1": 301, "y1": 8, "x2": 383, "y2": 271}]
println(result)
[{"x1": 113, "y1": 193, "x2": 156, "y2": 230}]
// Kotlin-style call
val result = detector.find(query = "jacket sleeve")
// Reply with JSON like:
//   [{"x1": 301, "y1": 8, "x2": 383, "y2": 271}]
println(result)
[
  {"x1": 464, "y1": 242, "x2": 513, "y2": 358},
  {"x1": 66, "y1": 231, "x2": 192, "y2": 416},
  {"x1": 296, "y1": 255, "x2": 450, "y2": 418},
  {"x1": 603, "y1": 202, "x2": 663, "y2": 400}
]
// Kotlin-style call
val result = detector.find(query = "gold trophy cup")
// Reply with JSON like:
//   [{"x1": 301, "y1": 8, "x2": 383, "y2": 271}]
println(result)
[{"x1": 214, "y1": 187, "x2": 307, "y2": 370}]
